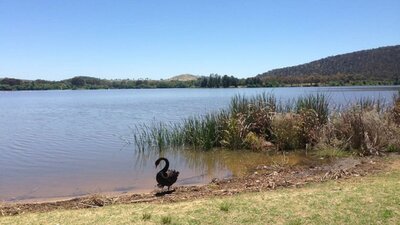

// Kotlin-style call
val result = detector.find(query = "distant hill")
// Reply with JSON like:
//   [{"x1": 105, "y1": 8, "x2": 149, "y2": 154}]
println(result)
[
  {"x1": 257, "y1": 45, "x2": 400, "y2": 84},
  {"x1": 168, "y1": 74, "x2": 199, "y2": 81}
]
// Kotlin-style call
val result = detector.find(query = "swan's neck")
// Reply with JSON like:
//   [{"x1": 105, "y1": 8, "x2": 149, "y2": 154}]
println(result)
[{"x1": 161, "y1": 158, "x2": 169, "y2": 172}]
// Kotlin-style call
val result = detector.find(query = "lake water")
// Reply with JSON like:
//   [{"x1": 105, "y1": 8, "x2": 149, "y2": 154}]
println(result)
[{"x1": 0, "y1": 86, "x2": 399, "y2": 201}]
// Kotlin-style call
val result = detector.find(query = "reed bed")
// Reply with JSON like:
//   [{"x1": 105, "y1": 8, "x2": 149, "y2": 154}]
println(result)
[{"x1": 132, "y1": 92, "x2": 400, "y2": 155}]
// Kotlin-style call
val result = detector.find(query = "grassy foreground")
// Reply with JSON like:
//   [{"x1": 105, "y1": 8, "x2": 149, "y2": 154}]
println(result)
[{"x1": 2, "y1": 164, "x2": 400, "y2": 225}]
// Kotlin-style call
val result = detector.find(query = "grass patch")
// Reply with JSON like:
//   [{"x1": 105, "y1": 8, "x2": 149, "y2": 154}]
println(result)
[
  {"x1": 2, "y1": 164, "x2": 400, "y2": 225},
  {"x1": 313, "y1": 146, "x2": 352, "y2": 158},
  {"x1": 161, "y1": 215, "x2": 172, "y2": 224},
  {"x1": 219, "y1": 202, "x2": 231, "y2": 212},
  {"x1": 141, "y1": 212, "x2": 151, "y2": 221}
]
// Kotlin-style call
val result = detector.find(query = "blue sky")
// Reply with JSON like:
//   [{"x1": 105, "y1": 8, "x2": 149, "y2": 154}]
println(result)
[{"x1": 0, "y1": 0, "x2": 399, "y2": 80}]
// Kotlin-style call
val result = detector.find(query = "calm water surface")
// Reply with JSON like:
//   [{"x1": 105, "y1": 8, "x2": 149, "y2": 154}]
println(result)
[{"x1": 0, "y1": 86, "x2": 399, "y2": 201}]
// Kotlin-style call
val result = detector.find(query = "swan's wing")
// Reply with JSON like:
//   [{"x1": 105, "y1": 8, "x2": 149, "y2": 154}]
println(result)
[{"x1": 166, "y1": 170, "x2": 179, "y2": 177}]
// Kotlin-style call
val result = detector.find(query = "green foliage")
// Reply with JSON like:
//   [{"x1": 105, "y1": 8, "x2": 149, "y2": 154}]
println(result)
[
  {"x1": 386, "y1": 144, "x2": 400, "y2": 153},
  {"x1": 0, "y1": 74, "x2": 243, "y2": 90},
  {"x1": 197, "y1": 74, "x2": 239, "y2": 88}
]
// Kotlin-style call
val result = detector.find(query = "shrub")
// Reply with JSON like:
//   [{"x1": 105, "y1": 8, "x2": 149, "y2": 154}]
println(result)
[
  {"x1": 271, "y1": 113, "x2": 302, "y2": 150},
  {"x1": 244, "y1": 131, "x2": 271, "y2": 151},
  {"x1": 323, "y1": 108, "x2": 400, "y2": 155},
  {"x1": 299, "y1": 108, "x2": 324, "y2": 147}
]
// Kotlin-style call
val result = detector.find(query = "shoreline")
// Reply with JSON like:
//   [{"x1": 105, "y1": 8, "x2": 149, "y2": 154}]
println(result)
[
  {"x1": 1, "y1": 84, "x2": 400, "y2": 92},
  {"x1": 1, "y1": 153, "x2": 398, "y2": 217}
]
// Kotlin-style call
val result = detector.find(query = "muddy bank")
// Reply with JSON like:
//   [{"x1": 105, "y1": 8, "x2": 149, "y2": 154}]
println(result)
[{"x1": 1, "y1": 154, "x2": 398, "y2": 217}]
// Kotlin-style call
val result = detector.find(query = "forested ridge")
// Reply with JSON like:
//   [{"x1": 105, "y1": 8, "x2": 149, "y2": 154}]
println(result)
[{"x1": 256, "y1": 45, "x2": 400, "y2": 86}]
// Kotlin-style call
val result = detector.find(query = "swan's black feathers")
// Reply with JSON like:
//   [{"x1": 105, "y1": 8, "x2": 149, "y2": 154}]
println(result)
[
  {"x1": 156, "y1": 170, "x2": 179, "y2": 188},
  {"x1": 155, "y1": 157, "x2": 179, "y2": 190}
]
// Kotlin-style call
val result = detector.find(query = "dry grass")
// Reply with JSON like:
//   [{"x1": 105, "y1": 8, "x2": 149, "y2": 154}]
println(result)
[{"x1": 320, "y1": 107, "x2": 400, "y2": 155}]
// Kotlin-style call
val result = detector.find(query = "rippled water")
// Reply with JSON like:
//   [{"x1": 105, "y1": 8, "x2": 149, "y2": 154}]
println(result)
[{"x1": 0, "y1": 86, "x2": 399, "y2": 201}]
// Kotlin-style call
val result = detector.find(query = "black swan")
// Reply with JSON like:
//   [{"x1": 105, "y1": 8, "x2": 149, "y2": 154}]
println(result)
[{"x1": 155, "y1": 157, "x2": 179, "y2": 190}]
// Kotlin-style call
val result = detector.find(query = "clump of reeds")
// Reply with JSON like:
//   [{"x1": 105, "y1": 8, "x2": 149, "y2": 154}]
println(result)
[
  {"x1": 295, "y1": 93, "x2": 329, "y2": 124},
  {"x1": 219, "y1": 93, "x2": 276, "y2": 150},
  {"x1": 133, "y1": 122, "x2": 171, "y2": 152},
  {"x1": 179, "y1": 113, "x2": 221, "y2": 150},
  {"x1": 132, "y1": 92, "x2": 400, "y2": 155},
  {"x1": 270, "y1": 94, "x2": 330, "y2": 150},
  {"x1": 132, "y1": 93, "x2": 278, "y2": 151}
]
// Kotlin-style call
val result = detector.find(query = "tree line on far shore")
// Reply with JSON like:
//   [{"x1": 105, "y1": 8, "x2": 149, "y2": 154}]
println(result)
[
  {"x1": 0, "y1": 74, "x2": 241, "y2": 90},
  {"x1": 0, "y1": 73, "x2": 399, "y2": 91}
]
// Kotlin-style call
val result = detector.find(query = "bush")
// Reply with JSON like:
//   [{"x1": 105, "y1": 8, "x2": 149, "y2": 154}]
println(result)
[
  {"x1": 320, "y1": 108, "x2": 400, "y2": 155},
  {"x1": 271, "y1": 113, "x2": 302, "y2": 150}
]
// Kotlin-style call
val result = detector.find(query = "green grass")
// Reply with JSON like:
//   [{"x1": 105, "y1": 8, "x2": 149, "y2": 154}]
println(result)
[
  {"x1": 2, "y1": 167, "x2": 400, "y2": 225},
  {"x1": 312, "y1": 146, "x2": 352, "y2": 158}
]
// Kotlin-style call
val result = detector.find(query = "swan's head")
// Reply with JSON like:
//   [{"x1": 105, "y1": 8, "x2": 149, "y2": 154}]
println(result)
[
  {"x1": 155, "y1": 157, "x2": 168, "y2": 168},
  {"x1": 155, "y1": 160, "x2": 160, "y2": 168},
  {"x1": 155, "y1": 158, "x2": 162, "y2": 168}
]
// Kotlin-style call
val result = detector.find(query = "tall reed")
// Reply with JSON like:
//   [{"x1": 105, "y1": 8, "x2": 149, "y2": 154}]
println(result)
[{"x1": 295, "y1": 93, "x2": 329, "y2": 125}]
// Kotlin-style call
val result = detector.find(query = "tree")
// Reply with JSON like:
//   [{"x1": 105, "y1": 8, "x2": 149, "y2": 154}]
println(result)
[
  {"x1": 71, "y1": 77, "x2": 86, "y2": 87},
  {"x1": 222, "y1": 75, "x2": 230, "y2": 88}
]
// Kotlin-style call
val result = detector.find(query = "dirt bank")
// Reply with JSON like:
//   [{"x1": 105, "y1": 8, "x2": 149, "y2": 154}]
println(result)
[{"x1": 1, "y1": 154, "x2": 398, "y2": 217}]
